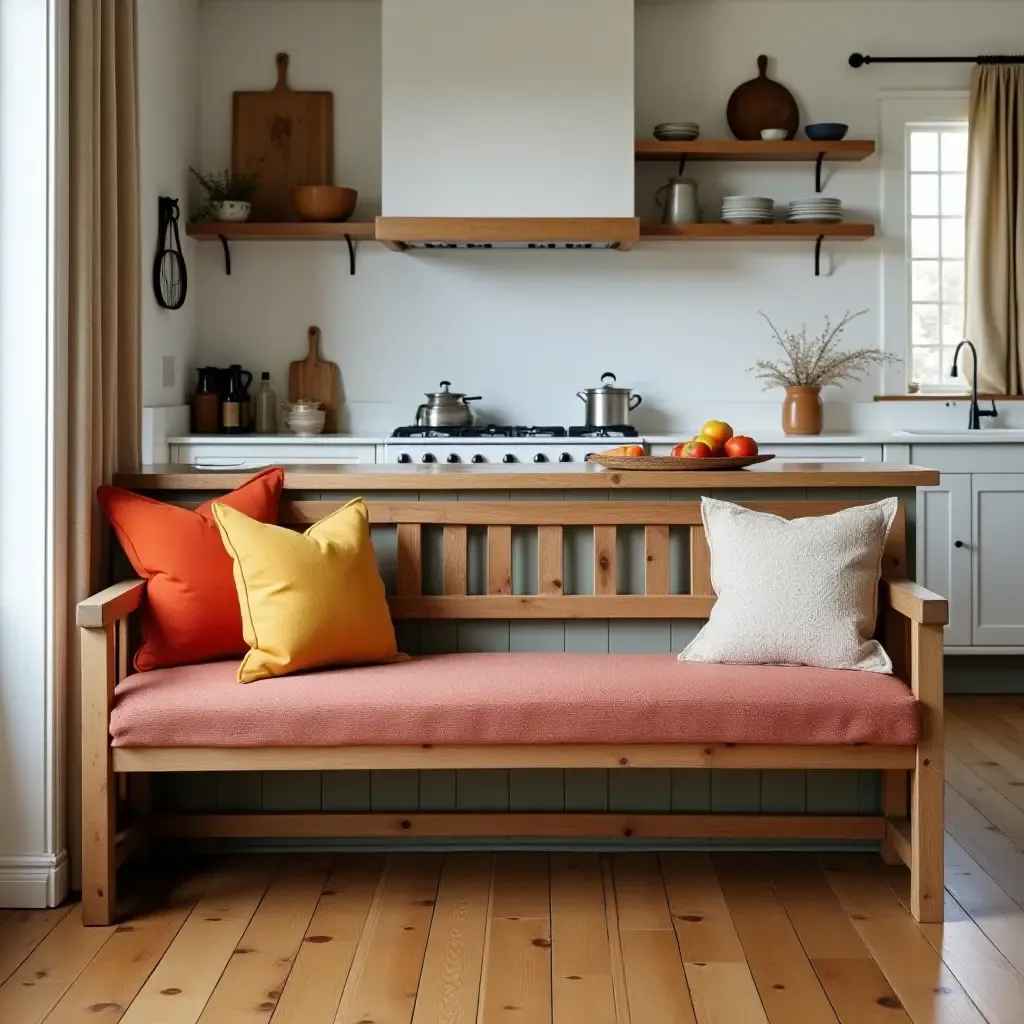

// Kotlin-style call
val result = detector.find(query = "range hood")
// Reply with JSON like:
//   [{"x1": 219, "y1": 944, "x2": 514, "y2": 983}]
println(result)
[
  {"x1": 381, "y1": 0, "x2": 637, "y2": 248},
  {"x1": 375, "y1": 218, "x2": 640, "y2": 251}
]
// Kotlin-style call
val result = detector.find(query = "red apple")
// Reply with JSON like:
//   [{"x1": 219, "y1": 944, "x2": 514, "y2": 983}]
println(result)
[
  {"x1": 724, "y1": 435, "x2": 759, "y2": 458},
  {"x1": 679, "y1": 440, "x2": 713, "y2": 458}
]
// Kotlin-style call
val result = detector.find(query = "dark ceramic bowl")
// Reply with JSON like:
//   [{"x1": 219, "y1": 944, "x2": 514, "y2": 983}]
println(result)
[{"x1": 805, "y1": 123, "x2": 849, "y2": 142}]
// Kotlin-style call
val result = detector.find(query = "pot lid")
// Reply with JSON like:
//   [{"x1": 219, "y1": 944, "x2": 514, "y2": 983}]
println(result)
[
  {"x1": 585, "y1": 372, "x2": 633, "y2": 393},
  {"x1": 423, "y1": 380, "x2": 481, "y2": 403}
]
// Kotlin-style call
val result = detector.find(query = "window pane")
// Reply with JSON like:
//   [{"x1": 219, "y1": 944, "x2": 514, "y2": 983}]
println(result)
[
  {"x1": 910, "y1": 131, "x2": 940, "y2": 171},
  {"x1": 912, "y1": 260, "x2": 941, "y2": 301},
  {"x1": 942, "y1": 218, "x2": 965, "y2": 258},
  {"x1": 941, "y1": 173, "x2": 965, "y2": 215},
  {"x1": 942, "y1": 260, "x2": 964, "y2": 305},
  {"x1": 911, "y1": 218, "x2": 940, "y2": 257},
  {"x1": 912, "y1": 304, "x2": 941, "y2": 344},
  {"x1": 912, "y1": 346, "x2": 941, "y2": 384},
  {"x1": 942, "y1": 303, "x2": 965, "y2": 344},
  {"x1": 941, "y1": 131, "x2": 968, "y2": 172},
  {"x1": 911, "y1": 174, "x2": 940, "y2": 215}
]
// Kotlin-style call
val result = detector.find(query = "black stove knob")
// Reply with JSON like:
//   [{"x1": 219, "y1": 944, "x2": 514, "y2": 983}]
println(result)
[
  {"x1": 446, "y1": 453, "x2": 460, "y2": 463},
  {"x1": 421, "y1": 453, "x2": 436, "y2": 463},
  {"x1": 533, "y1": 453, "x2": 547, "y2": 463},
  {"x1": 559, "y1": 452, "x2": 572, "y2": 463},
  {"x1": 471, "y1": 454, "x2": 485, "y2": 464},
  {"x1": 397, "y1": 453, "x2": 412, "y2": 464},
  {"x1": 502, "y1": 453, "x2": 516, "y2": 464}
]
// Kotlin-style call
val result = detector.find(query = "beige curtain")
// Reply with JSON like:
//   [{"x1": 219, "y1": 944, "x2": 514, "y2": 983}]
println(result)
[
  {"x1": 964, "y1": 64, "x2": 1024, "y2": 395},
  {"x1": 66, "y1": 0, "x2": 141, "y2": 889}
]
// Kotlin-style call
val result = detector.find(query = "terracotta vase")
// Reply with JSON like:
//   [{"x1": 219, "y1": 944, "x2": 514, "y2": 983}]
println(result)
[{"x1": 782, "y1": 386, "x2": 823, "y2": 435}]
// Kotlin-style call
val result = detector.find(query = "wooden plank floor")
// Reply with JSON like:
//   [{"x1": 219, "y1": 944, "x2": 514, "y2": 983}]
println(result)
[{"x1": 2, "y1": 696, "x2": 1024, "y2": 1023}]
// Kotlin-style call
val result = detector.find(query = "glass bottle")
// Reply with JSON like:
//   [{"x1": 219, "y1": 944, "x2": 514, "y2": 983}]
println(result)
[
  {"x1": 221, "y1": 367, "x2": 242, "y2": 434},
  {"x1": 255, "y1": 372, "x2": 277, "y2": 434}
]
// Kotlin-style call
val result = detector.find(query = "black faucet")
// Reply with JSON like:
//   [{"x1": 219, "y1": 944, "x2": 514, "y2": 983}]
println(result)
[{"x1": 951, "y1": 340, "x2": 998, "y2": 430}]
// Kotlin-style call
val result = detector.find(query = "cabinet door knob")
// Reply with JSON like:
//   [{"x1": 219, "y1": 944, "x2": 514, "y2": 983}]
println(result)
[{"x1": 954, "y1": 540, "x2": 965, "y2": 548}]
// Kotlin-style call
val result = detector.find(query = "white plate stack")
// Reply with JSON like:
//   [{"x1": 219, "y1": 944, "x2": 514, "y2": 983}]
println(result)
[
  {"x1": 721, "y1": 196, "x2": 774, "y2": 224},
  {"x1": 653, "y1": 122, "x2": 700, "y2": 141},
  {"x1": 787, "y1": 197, "x2": 843, "y2": 223}
]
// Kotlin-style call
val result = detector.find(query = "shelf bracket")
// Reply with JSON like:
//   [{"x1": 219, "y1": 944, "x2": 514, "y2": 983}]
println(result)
[
  {"x1": 218, "y1": 234, "x2": 232, "y2": 275},
  {"x1": 814, "y1": 234, "x2": 825, "y2": 276},
  {"x1": 677, "y1": 155, "x2": 688, "y2": 177},
  {"x1": 815, "y1": 152, "x2": 826, "y2": 193},
  {"x1": 345, "y1": 233, "x2": 357, "y2": 275}
]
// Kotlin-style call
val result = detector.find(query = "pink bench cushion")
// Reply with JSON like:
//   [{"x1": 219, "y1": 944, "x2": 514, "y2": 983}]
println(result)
[{"x1": 110, "y1": 653, "x2": 919, "y2": 748}]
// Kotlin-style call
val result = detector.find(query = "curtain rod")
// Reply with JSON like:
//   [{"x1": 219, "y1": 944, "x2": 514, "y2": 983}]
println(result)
[{"x1": 849, "y1": 52, "x2": 1024, "y2": 67}]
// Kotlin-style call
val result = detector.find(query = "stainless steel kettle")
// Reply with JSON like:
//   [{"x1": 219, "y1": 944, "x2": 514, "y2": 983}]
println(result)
[{"x1": 414, "y1": 381, "x2": 482, "y2": 428}]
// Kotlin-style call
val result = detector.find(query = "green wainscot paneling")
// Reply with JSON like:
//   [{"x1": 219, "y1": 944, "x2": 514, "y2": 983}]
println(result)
[{"x1": 152, "y1": 485, "x2": 914, "y2": 849}]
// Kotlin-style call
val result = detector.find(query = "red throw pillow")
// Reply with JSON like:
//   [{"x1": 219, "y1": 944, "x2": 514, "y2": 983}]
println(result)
[{"x1": 97, "y1": 467, "x2": 285, "y2": 671}]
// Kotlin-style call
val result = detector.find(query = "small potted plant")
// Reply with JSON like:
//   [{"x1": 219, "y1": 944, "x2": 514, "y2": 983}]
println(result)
[
  {"x1": 190, "y1": 167, "x2": 259, "y2": 223},
  {"x1": 749, "y1": 310, "x2": 898, "y2": 435}
]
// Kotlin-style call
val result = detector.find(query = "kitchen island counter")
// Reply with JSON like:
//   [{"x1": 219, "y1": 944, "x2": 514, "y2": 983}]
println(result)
[{"x1": 117, "y1": 461, "x2": 939, "y2": 491}]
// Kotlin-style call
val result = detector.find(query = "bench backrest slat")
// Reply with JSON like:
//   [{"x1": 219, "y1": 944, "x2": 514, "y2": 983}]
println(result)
[{"x1": 175, "y1": 498, "x2": 907, "y2": 620}]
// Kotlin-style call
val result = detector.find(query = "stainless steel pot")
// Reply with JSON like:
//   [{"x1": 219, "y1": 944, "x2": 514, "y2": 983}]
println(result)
[
  {"x1": 414, "y1": 381, "x2": 482, "y2": 428},
  {"x1": 577, "y1": 373, "x2": 642, "y2": 427}
]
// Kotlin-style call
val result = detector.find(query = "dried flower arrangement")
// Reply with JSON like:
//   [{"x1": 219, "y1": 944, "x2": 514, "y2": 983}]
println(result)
[{"x1": 749, "y1": 310, "x2": 899, "y2": 390}]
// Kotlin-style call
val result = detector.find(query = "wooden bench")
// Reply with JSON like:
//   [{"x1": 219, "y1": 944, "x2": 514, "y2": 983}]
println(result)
[{"x1": 78, "y1": 498, "x2": 946, "y2": 925}]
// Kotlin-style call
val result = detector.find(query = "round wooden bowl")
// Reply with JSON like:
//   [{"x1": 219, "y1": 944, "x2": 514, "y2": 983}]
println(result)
[
  {"x1": 291, "y1": 186, "x2": 358, "y2": 222},
  {"x1": 587, "y1": 453, "x2": 776, "y2": 471}
]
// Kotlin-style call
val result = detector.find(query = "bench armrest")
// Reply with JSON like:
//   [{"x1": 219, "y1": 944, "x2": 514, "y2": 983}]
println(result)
[
  {"x1": 883, "y1": 578, "x2": 948, "y2": 627},
  {"x1": 77, "y1": 579, "x2": 145, "y2": 629}
]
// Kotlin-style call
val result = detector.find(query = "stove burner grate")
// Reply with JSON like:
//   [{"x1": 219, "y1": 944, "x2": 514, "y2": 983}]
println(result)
[{"x1": 391, "y1": 425, "x2": 571, "y2": 439}]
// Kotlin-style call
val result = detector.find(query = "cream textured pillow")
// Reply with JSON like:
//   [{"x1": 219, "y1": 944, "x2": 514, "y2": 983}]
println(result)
[{"x1": 680, "y1": 497, "x2": 898, "y2": 673}]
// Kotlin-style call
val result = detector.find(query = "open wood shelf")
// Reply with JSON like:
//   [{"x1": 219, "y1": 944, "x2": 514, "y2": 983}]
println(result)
[
  {"x1": 635, "y1": 139, "x2": 875, "y2": 162},
  {"x1": 640, "y1": 221, "x2": 875, "y2": 240},
  {"x1": 186, "y1": 221, "x2": 377, "y2": 241}
]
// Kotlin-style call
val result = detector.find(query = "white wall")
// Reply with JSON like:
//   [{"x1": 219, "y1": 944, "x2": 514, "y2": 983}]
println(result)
[
  {"x1": 139, "y1": 0, "x2": 200, "y2": 406},
  {"x1": 382, "y1": 0, "x2": 634, "y2": 216},
  {"x1": 0, "y1": 0, "x2": 65, "y2": 906},
  {"x1": 183, "y1": 0, "x2": 1024, "y2": 434}
]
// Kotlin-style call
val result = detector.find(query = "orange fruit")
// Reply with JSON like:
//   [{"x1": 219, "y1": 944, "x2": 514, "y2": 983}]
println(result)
[{"x1": 700, "y1": 420, "x2": 734, "y2": 445}]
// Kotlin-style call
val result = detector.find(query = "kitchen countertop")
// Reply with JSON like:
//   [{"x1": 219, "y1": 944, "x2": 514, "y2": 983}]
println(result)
[
  {"x1": 117, "y1": 462, "x2": 940, "y2": 490},
  {"x1": 166, "y1": 431, "x2": 1024, "y2": 445},
  {"x1": 643, "y1": 431, "x2": 1024, "y2": 444}
]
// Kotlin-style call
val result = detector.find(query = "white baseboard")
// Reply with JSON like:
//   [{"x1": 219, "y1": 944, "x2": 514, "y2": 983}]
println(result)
[{"x1": 0, "y1": 850, "x2": 69, "y2": 907}]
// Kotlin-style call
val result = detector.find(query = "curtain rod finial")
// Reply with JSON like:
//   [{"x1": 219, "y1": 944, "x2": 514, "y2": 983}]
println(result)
[{"x1": 849, "y1": 52, "x2": 868, "y2": 68}]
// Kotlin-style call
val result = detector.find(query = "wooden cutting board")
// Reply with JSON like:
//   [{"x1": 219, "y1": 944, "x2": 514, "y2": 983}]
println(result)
[
  {"x1": 288, "y1": 326, "x2": 342, "y2": 433},
  {"x1": 726, "y1": 55, "x2": 799, "y2": 140},
  {"x1": 232, "y1": 53, "x2": 333, "y2": 221}
]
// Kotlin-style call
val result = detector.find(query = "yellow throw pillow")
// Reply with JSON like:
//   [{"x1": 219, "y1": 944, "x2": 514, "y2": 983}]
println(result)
[{"x1": 212, "y1": 497, "x2": 401, "y2": 682}]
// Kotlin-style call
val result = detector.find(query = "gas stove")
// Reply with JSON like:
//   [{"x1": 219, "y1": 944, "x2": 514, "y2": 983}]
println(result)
[{"x1": 386, "y1": 425, "x2": 641, "y2": 465}]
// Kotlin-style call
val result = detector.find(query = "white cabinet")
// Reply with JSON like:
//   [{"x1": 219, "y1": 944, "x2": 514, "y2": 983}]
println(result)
[
  {"x1": 917, "y1": 475, "x2": 972, "y2": 647},
  {"x1": 972, "y1": 474, "x2": 1024, "y2": 646}
]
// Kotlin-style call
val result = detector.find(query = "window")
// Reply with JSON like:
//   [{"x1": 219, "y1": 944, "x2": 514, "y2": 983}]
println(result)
[{"x1": 906, "y1": 124, "x2": 968, "y2": 389}]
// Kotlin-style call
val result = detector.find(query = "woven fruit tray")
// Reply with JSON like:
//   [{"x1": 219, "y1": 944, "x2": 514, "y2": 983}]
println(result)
[{"x1": 586, "y1": 453, "x2": 775, "y2": 471}]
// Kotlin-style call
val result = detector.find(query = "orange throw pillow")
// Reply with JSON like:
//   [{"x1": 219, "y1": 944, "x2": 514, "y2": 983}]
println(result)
[{"x1": 97, "y1": 467, "x2": 284, "y2": 671}]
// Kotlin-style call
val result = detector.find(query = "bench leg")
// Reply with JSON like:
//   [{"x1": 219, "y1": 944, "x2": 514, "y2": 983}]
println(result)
[
  {"x1": 81, "y1": 626, "x2": 116, "y2": 926},
  {"x1": 880, "y1": 770, "x2": 908, "y2": 865},
  {"x1": 910, "y1": 621, "x2": 944, "y2": 923}
]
